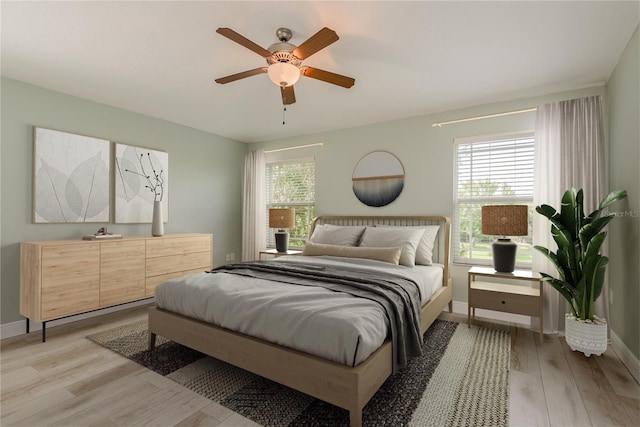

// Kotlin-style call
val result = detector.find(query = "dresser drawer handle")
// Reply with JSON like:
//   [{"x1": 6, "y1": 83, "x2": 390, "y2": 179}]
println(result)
[{"x1": 501, "y1": 300, "x2": 506, "y2": 304}]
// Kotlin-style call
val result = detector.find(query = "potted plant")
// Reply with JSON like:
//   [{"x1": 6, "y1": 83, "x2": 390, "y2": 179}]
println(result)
[{"x1": 535, "y1": 187, "x2": 627, "y2": 356}]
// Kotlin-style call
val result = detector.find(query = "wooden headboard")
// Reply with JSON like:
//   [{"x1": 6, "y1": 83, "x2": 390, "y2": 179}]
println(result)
[{"x1": 310, "y1": 215, "x2": 451, "y2": 288}]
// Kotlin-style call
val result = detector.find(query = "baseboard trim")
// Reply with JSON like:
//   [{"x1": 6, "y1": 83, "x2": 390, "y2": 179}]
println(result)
[
  {"x1": 610, "y1": 330, "x2": 640, "y2": 384},
  {"x1": 0, "y1": 298, "x2": 153, "y2": 340}
]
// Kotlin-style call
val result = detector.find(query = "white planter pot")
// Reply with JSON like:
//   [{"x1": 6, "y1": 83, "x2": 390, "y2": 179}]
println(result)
[{"x1": 564, "y1": 314, "x2": 607, "y2": 357}]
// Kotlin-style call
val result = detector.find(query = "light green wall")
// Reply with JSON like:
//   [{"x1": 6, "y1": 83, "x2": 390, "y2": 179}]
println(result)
[
  {"x1": 606, "y1": 25, "x2": 639, "y2": 359},
  {"x1": 0, "y1": 78, "x2": 246, "y2": 325},
  {"x1": 256, "y1": 86, "x2": 605, "y2": 303}
]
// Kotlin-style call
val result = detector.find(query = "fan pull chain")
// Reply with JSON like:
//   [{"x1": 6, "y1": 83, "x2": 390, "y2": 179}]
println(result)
[{"x1": 283, "y1": 106, "x2": 287, "y2": 125}]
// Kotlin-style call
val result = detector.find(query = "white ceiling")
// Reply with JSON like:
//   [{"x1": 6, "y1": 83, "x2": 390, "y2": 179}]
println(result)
[{"x1": 2, "y1": 1, "x2": 638, "y2": 143}]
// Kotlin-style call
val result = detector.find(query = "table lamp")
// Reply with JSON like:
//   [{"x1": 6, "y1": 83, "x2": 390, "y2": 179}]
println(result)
[
  {"x1": 481, "y1": 205, "x2": 528, "y2": 273},
  {"x1": 269, "y1": 208, "x2": 295, "y2": 253}
]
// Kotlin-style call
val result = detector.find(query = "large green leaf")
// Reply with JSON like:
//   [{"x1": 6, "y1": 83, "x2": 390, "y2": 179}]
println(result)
[
  {"x1": 539, "y1": 273, "x2": 577, "y2": 316},
  {"x1": 583, "y1": 254, "x2": 608, "y2": 294},
  {"x1": 598, "y1": 189, "x2": 628, "y2": 211},
  {"x1": 551, "y1": 223, "x2": 572, "y2": 249},
  {"x1": 534, "y1": 246, "x2": 565, "y2": 281},
  {"x1": 557, "y1": 245, "x2": 577, "y2": 285},
  {"x1": 579, "y1": 217, "x2": 613, "y2": 248},
  {"x1": 583, "y1": 255, "x2": 609, "y2": 319},
  {"x1": 552, "y1": 224, "x2": 580, "y2": 284},
  {"x1": 584, "y1": 232, "x2": 606, "y2": 260},
  {"x1": 560, "y1": 188, "x2": 578, "y2": 240},
  {"x1": 576, "y1": 189, "x2": 585, "y2": 232},
  {"x1": 536, "y1": 204, "x2": 560, "y2": 222}
]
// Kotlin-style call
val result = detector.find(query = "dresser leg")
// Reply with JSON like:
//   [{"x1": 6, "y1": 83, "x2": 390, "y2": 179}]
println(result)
[
  {"x1": 26, "y1": 318, "x2": 30, "y2": 334},
  {"x1": 42, "y1": 322, "x2": 47, "y2": 343}
]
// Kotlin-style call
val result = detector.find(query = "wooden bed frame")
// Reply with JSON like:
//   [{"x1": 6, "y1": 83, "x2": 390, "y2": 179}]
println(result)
[{"x1": 148, "y1": 215, "x2": 452, "y2": 427}]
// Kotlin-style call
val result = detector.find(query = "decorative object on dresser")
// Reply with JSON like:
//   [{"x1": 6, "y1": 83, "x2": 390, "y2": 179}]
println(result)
[
  {"x1": 114, "y1": 143, "x2": 168, "y2": 227},
  {"x1": 33, "y1": 126, "x2": 110, "y2": 223},
  {"x1": 468, "y1": 266, "x2": 543, "y2": 342},
  {"x1": 535, "y1": 187, "x2": 627, "y2": 356},
  {"x1": 481, "y1": 204, "x2": 528, "y2": 273},
  {"x1": 82, "y1": 226, "x2": 122, "y2": 240},
  {"x1": 269, "y1": 208, "x2": 295, "y2": 252},
  {"x1": 151, "y1": 201, "x2": 164, "y2": 236},
  {"x1": 20, "y1": 233, "x2": 212, "y2": 342},
  {"x1": 352, "y1": 151, "x2": 405, "y2": 207}
]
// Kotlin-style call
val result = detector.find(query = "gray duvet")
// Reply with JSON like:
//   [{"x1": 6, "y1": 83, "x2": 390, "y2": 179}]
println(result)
[{"x1": 154, "y1": 256, "x2": 441, "y2": 369}]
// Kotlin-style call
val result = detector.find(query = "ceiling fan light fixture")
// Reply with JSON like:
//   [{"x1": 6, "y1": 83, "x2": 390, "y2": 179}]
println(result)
[{"x1": 267, "y1": 62, "x2": 300, "y2": 87}]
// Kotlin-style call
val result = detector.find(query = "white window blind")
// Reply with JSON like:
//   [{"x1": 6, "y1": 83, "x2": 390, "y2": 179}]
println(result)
[
  {"x1": 266, "y1": 158, "x2": 315, "y2": 248},
  {"x1": 453, "y1": 132, "x2": 535, "y2": 266}
]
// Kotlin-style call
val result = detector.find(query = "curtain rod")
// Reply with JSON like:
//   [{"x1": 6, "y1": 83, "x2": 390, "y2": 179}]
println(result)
[
  {"x1": 264, "y1": 142, "x2": 324, "y2": 153},
  {"x1": 431, "y1": 107, "x2": 537, "y2": 127}
]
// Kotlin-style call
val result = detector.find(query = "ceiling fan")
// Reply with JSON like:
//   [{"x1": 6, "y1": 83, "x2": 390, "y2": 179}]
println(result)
[{"x1": 214, "y1": 27, "x2": 355, "y2": 105}]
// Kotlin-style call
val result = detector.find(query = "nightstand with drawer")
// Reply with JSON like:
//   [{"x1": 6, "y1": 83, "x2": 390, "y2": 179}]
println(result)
[{"x1": 468, "y1": 266, "x2": 544, "y2": 342}]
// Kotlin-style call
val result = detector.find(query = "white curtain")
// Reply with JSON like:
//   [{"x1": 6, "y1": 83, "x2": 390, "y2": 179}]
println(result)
[
  {"x1": 242, "y1": 149, "x2": 266, "y2": 261},
  {"x1": 533, "y1": 95, "x2": 606, "y2": 333}
]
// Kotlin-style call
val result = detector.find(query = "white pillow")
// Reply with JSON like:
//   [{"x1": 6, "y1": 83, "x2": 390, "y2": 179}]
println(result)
[
  {"x1": 302, "y1": 242, "x2": 402, "y2": 264},
  {"x1": 358, "y1": 227, "x2": 425, "y2": 267},
  {"x1": 309, "y1": 224, "x2": 366, "y2": 246},
  {"x1": 376, "y1": 225, "x2": 440, "y2": 265}
]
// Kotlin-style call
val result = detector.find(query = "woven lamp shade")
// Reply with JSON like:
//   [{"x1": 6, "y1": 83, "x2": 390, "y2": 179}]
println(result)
[
  {"x1": 269, "y1": 208, "x2": 295, "y2": 230},
  {"x1": 481, "y1": 205, "x2": 528, "y2": 237}
]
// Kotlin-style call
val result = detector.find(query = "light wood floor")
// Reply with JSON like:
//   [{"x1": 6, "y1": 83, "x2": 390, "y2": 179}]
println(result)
[{"x1": 1, "y1": 306, "x2": 638, "y2": 427}]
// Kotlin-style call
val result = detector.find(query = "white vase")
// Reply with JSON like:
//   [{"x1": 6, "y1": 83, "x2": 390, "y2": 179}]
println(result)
[
  {"x1": 152, "y1": 200, "x2": 164, "y2": 237},
  {"x1": 564, "y1": 314, "x2": 607, "y2": 357}
]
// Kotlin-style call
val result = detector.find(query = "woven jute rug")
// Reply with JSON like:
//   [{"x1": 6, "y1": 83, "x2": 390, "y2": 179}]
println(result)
[{"x1": 87, "y1": 318, "x2": 510, "y2": 426}]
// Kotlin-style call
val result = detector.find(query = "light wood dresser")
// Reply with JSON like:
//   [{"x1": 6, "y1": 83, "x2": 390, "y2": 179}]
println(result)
[{"x1": 20, "y1": 233, "x2": 212, "y2": 341}]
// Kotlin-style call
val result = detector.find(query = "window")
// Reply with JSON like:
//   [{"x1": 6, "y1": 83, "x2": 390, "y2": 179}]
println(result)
[
  {"x1": 453, "y1": 132, "x2": 534, "y2": 266},
  {"x1": 266, "y1": 158, "x2": 315, "y2": 248}
]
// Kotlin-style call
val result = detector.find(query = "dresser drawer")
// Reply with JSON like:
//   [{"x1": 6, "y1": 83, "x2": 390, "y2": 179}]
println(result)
[
  {"x1": 146, "y1": 251, "x2": 211, "y2": 278},
  {"x1": 146, "y1": 236, "x2": 212, "y2": 258}
]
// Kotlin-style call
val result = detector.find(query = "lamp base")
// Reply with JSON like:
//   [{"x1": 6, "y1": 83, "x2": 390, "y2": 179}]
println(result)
[
  {"x1": 492, "y1": 238, "x2": 517, "y2": 273},
  {"x1": 274, "y1": 230, "x2": 289, "y2": 253}
]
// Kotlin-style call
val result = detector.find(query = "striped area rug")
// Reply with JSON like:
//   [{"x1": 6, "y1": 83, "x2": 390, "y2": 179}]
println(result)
[{"x1": 87, "y1": 319, "x2": 509, "y2": 426}]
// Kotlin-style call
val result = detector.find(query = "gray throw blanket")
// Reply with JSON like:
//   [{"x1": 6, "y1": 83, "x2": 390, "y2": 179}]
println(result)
[{"x1": 209, "y1": 260, "x2": 423, "y2": 373}]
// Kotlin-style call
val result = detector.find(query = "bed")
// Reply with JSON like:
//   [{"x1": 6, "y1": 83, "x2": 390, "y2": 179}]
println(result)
[{"x1": 148, "y1": 215, "x2": 452, "y2": 427}]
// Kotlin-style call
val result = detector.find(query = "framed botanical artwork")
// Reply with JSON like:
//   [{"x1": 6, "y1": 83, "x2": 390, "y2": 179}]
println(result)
[
  {"x1": 33, "y1": 127, "x2": 110, "y2": 223},
  {"x1": 114, "y1": 143, "x2": 168, "y2": 223}
]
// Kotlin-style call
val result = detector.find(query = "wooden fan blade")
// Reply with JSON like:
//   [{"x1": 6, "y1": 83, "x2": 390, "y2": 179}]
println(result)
[
  {"x1": 281, "y1": 85, "x2": 296, "y2": 105},
  {"x1": 215, "y1": 68, "x2": 267, "y2": 84},
  {"x1": 292, "y1": 27, "x2": 339, "y2": 60},
  {"x1": 302, "y1": 67, "x2": 355, "y2": 88},
  {"x1": 216, "y1": 28, "x2": 272, "y2": 57}
]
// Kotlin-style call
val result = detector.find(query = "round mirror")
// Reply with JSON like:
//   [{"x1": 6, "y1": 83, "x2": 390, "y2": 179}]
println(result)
[{"x1": 352, "y1": 151, "x2": 405, "y2": 207}]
